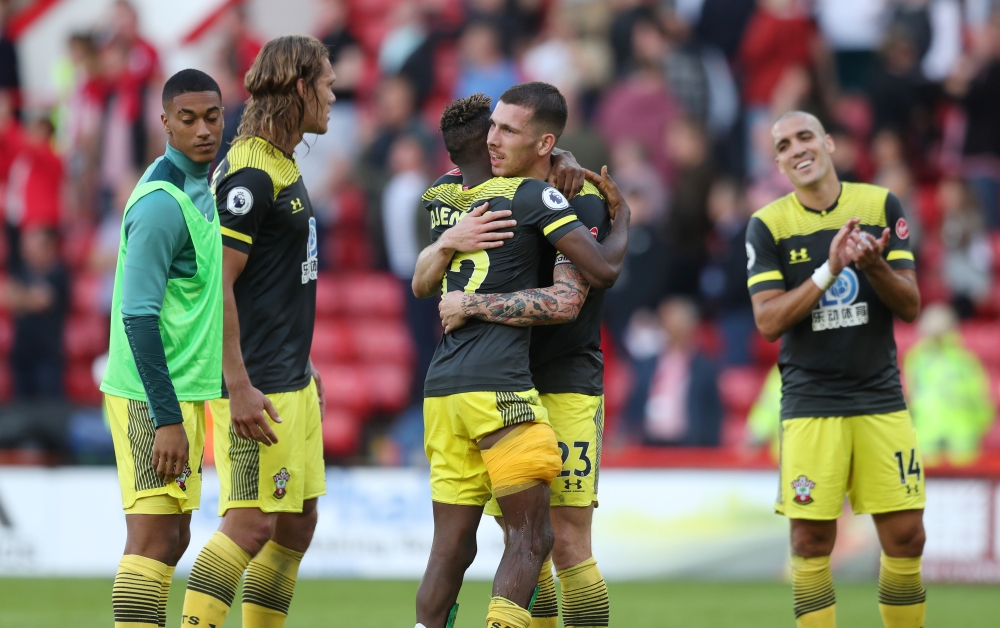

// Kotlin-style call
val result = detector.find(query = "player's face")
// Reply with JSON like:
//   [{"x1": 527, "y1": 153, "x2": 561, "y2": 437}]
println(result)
[
  {"x1": 772, "y1": 116, "x2": 836, "y2": 188},
  {"x1": 488, "y1": 101, "x2": 547, "y2": 177},
  {"x1": 162, "y1": 91, "x2": 224, "y2": 164},
  {"x1": 301, "y1": 58, "x2": 337, "y2": 136}
]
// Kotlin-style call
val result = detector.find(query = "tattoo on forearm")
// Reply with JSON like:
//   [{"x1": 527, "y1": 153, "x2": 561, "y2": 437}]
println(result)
[{"x1": 460, "y1": 263, "x2": 590, "y2": 326}]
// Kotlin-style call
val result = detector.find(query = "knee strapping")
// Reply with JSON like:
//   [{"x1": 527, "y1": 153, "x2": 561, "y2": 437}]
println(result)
[{"x1": 481, "y1": 423, "x2": 562, "y2": 498}]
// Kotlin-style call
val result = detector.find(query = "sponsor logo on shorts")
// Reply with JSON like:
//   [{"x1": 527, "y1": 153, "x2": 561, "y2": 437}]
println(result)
[
  {"x1": 791, "y1": 475, "x2": 816, "y2": 505},
  {"x1": 273, "y1": 468, "x2": 290, "y2": 499},
  {"x1": 896, "y1": 217, "x2": 909, "y2": 240},
  {"x1": 176, "y1": 463, "x2": 193, "y2": 492},
  {"x1": 564, "y1": 479, "x2": 583, "y2": 491}
]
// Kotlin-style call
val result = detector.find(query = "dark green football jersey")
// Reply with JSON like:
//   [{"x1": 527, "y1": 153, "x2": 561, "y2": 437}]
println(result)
[
  {"x1": 746, "y1": 182, "x2": 915, "y2": 419},
  {"x1": 422, "y1": 172, "x2": 583, "y2": 397},
  {"x1": 530, "y1": 180, "x2": 612, "y2": 396}
]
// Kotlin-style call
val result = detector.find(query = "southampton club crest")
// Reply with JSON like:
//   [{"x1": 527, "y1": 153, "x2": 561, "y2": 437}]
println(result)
[
  {"x1": 273, "y1": 468, "x2": 291, "y2": 499},
  {"x1": 175, "y1": 464, "x2": 193, "y2": 492},
  {"x1": 791, "y1": 475, "x2": 816, "y2": 505}
]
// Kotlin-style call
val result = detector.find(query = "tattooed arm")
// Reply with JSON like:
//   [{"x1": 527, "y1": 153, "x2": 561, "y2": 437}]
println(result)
[{"x1": 439, "y1": 262, "x2": 591, "y2": 333}]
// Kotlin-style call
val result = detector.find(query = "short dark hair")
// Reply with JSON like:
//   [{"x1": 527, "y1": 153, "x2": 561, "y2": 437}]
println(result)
[
  {"x1": 440, "y1": 93, "x2": 492, "y2": 157},
  {"x1": 498, "y1": 82, "x2": 568, "y2": 139},
  {"x1": 162, "y1": 69, "x2": 221, "y2": 107}
]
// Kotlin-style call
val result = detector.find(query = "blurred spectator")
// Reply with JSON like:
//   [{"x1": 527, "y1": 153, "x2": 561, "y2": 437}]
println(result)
[
  {"x1": 88, "y1": 173, "x2": 137, "y2": 315},
  {"x1": 217, "y1": 4, "x2": 262, "y2": 97},
  {"x1": 379, "y1": 1, "x2": 435, "y2": 107},
  {"x1": 745, "y1": 363, "x2": 781, "y2": 459},
  {"x1": 699, "y1": 178, "x2": 755, "y2": 365},
  {"x1": 596, "y1": 59, "x2": 681, "y2": 180},
  {"x1": 603, "y1": 142, "x2": 669, "y2": 348},
  {"x1": 888, "y1": 0, "x2": 963, "y2": 82},
  {"x1": 5, "y1": 227, "x2": 69, "y2": 400},
  {"x1": 0, "y1": 0, "x2": 20, "y2": 106},
  {"x1": 865, "y1": 27, "x2": 940, "y2": 172},
  {"x1": 815, "y1": 0, "x2": 887, "y2": 91},
  {"x1": 827, "y1": 124, "x2": 865, "y2": 182},
  {"x1": 691, "y1": 0, "x2": 757, "y2": 62},
  {"x1": 939, "y1": 178, "x2": 993, "y2": 318},
  {"x1": 0, "y1": 88, "x2": 22, "y2": 258},
  {"x1": 904, "y1": 303, "x2": 996, "y2": 465},
  {"x1": 946, "y1": 11, "x2": 1000, "y2": 228},
  {"x1": 453, "y1": 21, "x2": 519, "y2": 103},
  {"x1": 380, "y1": 135, "x2": 436, "y2": 398},
  {"x1": 4, "y1": 116, "x2": 64, "y2": 271},
  {"x1": 318, "y1": 0, "x2": 364, "y2": 104},
  {"x1": 738, "y1": 0, "x2": 826, "y2": 179},
  {"x1": 556, "y1": 88, "x2": 611, "y2": 173},
  {"x1": 662, "y1": 117, "x2": 713, "y2": 297},
  {"x1": 628, "y1": 297, "x2": 722, "y2": 446},
  {"x1": 465, "y1": 0, "x2": 543, "y2": 56}
]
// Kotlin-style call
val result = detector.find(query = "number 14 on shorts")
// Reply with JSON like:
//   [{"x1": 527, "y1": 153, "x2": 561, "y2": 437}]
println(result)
[{"x1": 894, "y1": 448, "x2": 922, "y2": 494}]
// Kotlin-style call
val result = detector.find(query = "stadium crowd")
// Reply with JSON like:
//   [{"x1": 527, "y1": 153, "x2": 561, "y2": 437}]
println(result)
[{"x1": 1, "y1": 0, "x2": 999, "y2": 465}]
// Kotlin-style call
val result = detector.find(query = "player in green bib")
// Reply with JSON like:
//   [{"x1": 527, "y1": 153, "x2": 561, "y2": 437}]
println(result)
[{"x1": 99, "y1": 69, "x2": 224, "y2": 628}]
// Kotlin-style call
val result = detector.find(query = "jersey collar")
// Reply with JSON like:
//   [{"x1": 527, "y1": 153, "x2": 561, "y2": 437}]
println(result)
[
  {"x1": 164, "y1": 142, "x2": 210, "y2": 182},
  {"x1": 795, "y1": 183, "x2": 843, "y2": 218}
]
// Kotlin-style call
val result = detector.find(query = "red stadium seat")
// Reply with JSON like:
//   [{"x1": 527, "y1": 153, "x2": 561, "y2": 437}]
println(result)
[
  {"x1": 315, "y1": 274, "x2": 343, "y2": 318},
  {"x1": 0, "y1": 362, "x2": 12, "y2": 402},
  {"x1": 65, "y1": 360, "x2": 102, "y2": 405},
  {"x1": 311, "y1": 320, "x2": 355, "y2": 362},
  {"x1": 362, "y1": 363, "x2": 412, "y2": 413},
  {"x1": 313, "y1": 362, "x2": 372, "y2": 413},
  {"x1": 719, "y1": 367, "x2": 768, "y2": 416},
  {"x1": 71, "y1": 272, "x2": 107, "y2": 314},
  {"x1": 62, "y1": 225, "x2": 95, "y2": 271},
  {"x1": 961, "y1": 323, "x2": 1000, "y2": 367},
  {"x1": 341, "y1": 273, "x2": 405, "y2": 318},
  {"x1": 351, "y1": 320, "x2": 414, "y2": 365},
  {"x1": 64, "y1": 315, "x2": 110, "y2": 361},
  {"x1": 751, "y1": 332, "x2": 780, "y2": 366},
  {"x1": 992, "y1": 233, "x2": 1000, "y2": 273},
  {"x1": 322, "y1": 408, "x2": 362, "y2": 457}
]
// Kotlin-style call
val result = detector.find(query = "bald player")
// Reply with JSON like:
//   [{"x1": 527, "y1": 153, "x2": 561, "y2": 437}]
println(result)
[{"x1": 745, "y1": 111, "x2": 925, "y2": 628}]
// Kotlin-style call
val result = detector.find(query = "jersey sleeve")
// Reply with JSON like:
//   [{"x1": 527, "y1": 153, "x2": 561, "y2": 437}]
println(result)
[
  {"x1": 121, "y1": 190, "x2": 188, "y2": 318},
  {"x1": 554, "y1": 193, "x2": 608, "y2": 266},
  {"x1": 746, "y1": 216, "x2": 785, "y2": 295},
  {"x1": 514, "y1": 180, "x2": 584, "y2": 245},
  {"x1": 215, "y1": 167, "x2": 275, "y2": 254},
  {"x1": 883, "y1": 192, "x2": 916, "y2": 270}
]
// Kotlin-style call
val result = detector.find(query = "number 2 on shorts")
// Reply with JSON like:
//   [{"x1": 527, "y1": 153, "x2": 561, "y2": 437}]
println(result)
[{"x1": 558, "y1": 441, "x2": 592, "y2": 478}]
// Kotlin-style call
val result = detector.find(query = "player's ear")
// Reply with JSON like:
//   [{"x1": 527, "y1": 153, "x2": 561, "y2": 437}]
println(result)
[
  {"x1": 538, "y1": 132, "x2": 556, "y2": 156},
  {"x1": 825, "y1": 133, "x2": 836, "y2": 155},
  {"x1": 296, "y1": 77, "x2": 306, "y2": 100},
  {"x1": 161, "y1": 111, "x2": 171, "y2": 137}
]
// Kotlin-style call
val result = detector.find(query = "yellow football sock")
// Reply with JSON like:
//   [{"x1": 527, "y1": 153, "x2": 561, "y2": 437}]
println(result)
[
  {"x1": 791, "y1": 555, "x2": 836, "y2": 628},
  {"x1": 486, "y1": 596, "x2": 532, "y2": 628},
  {"x1": 557, "y1": 557, "x2": 609, "y2": 628},
  {"x1": 158, "y1": 565, "x2": 175, "y2": 627},
  {"x1": 113, "y1": 554, "x2": 171, "y2": 628},
  {"x1": 181, "y1": 532, "x2": 251, "y2": 628},
  {"x1": 242, "y1": 540, "x2": 305, "y2": 628},
  {"x1": 530, "y1": 559, "x2": 558, "y2": 628},
  {"x1": 878, "y1": 554, "x2": 926, "y2": 628}
]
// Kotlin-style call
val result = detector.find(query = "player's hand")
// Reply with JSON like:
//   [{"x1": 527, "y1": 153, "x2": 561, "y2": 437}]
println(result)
[
  {"x1": 828, "y1": 218, "x2": 861, "y2": 275},
  {"x1": 228, "y1": 381, "x2": 282, "y2": 446},
  {"x1": 438, "y1": 202, "x2": 516, "y2": 253},
  {"x1": 847, "y1": 227, "x2": 890, "y2": 270},
  {"x1": 439, "y1": 291, "x2": 469, "y2": 334},
  {"x1": 311, "y1": 364, "x2": 327, "y2": 418},
  {"x1": 152, "y1": 423, "x2": 189, "y2": 485},
  {"x1": 549, "y1": 150, "x2": 585, "y2": 199},
  {"x1": 583, "y1": 166, "x2": 628, "y2": 222}
]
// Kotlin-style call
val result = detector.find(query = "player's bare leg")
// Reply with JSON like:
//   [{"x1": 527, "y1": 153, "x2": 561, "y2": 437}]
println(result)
[
  {"x1": 124, "y1": 514, "x2": 192, "y2": 566},
  {"x1": 873, "y1": 509, "x2": 926, "y2": 628},
  {"x1": 494, "y1": 484, "x2": 554, "y2": 607},
  {"x1": 219, "y1": 507, "x2": 279, "y2": 555},
  {"x1": 273, "y1": 498, "x2": 319, "y2": 552},
  {"x1": 416, "y1": 503, "x2": 483, "y2": 627},
  {"x1": 788, "y1": 519, "x2": 838, "y2": 628}
]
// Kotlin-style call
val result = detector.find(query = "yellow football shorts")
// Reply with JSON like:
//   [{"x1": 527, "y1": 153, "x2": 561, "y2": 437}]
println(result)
[
  {"x1": 106, "y1": 394, "x2": 205, "y2": 514},
  {"x1": 210, "y1": 380, "x2": 326, "y2": 515},
  {"x1": 485, "y1": 393, "x2": 604, "y2": 516},
  {"x1": 777, "y1": 410, "x2": 926, "y2": 520},
  {"x1": 423, "y1": 389, "x2": 552, "y2": 506}
]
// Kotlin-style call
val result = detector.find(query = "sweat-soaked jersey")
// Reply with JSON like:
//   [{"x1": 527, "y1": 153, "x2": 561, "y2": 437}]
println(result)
[
  {"x1": 211, "y1": 136, "x2": 318, "y2": 396},
  {"x1": 745, "y1": 182, "x2": 915, "y2": 419},
  {"x1": 422, "y1": 171, "x2": 583, "y2": 397},
  {"x1": 530, "y1": 180, "x2": 611, "y2": 396}
]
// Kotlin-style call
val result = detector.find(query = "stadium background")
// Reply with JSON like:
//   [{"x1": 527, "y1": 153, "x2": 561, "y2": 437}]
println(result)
[{"x1": 1, "y1": 0, "x2": 1000, "y2": 625}]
